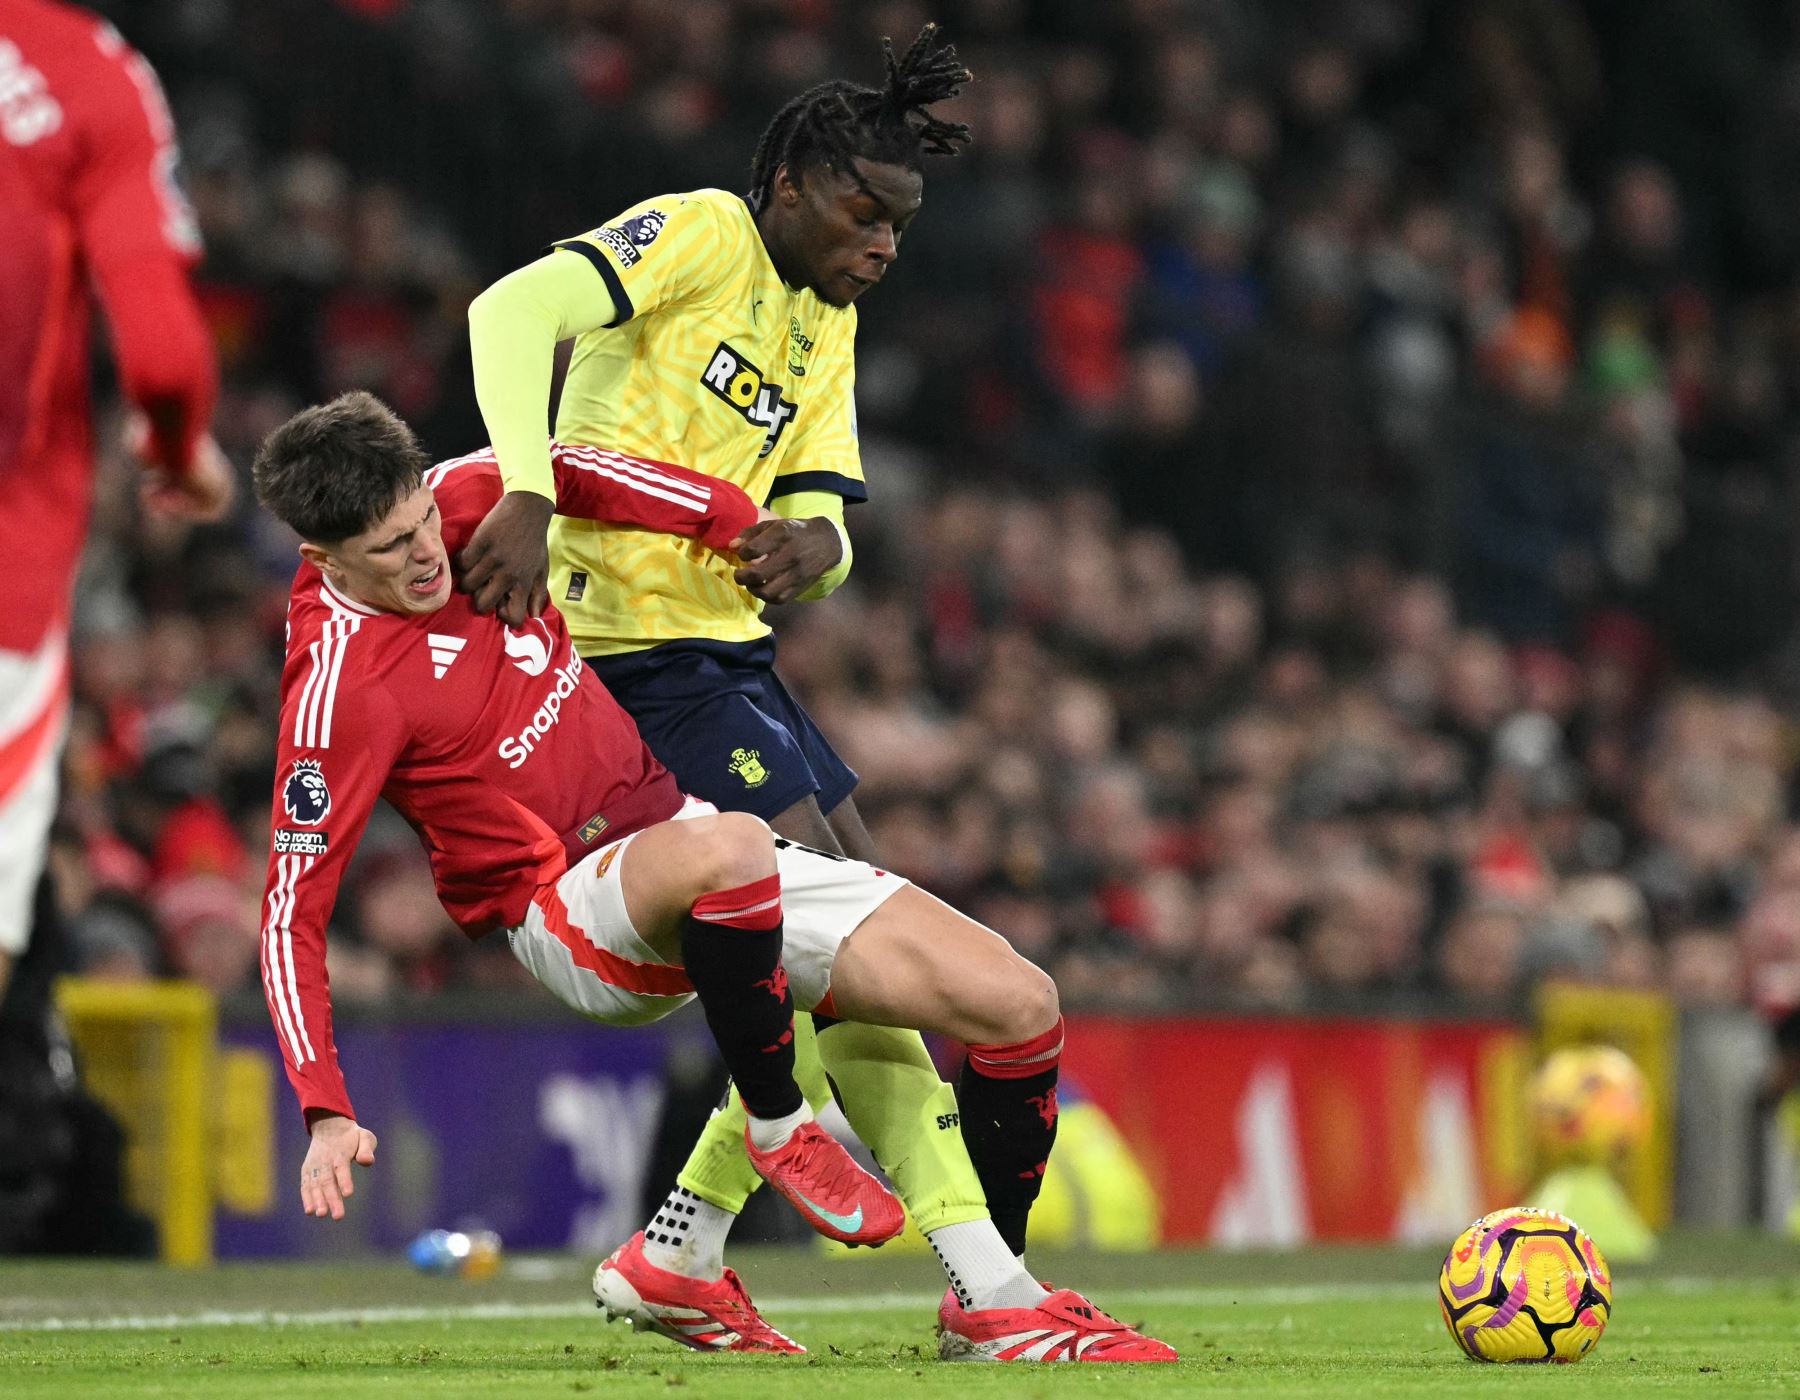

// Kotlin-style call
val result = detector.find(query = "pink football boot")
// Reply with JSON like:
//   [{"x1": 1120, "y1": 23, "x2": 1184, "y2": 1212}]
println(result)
[
  {"x1": 744, "y1": 1120, "x2": 905, "y2": 1246},
  {"x1": 593, "y1": 1231, "x2": 804, "y2": 1353},
  {"x1": 937, "y1": 1284, "x2": 1179, "y2": 1362}
]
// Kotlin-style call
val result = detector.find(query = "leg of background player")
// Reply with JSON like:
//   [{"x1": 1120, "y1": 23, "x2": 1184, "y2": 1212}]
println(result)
[{"x1": 821, "y1": 793, "x2": 879, "y2": 863}]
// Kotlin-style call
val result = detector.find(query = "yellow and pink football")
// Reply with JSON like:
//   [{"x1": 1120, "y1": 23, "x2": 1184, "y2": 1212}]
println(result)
[{"x1": 1438, "y1": 1208, "x2": 1612, "y2": 1363}]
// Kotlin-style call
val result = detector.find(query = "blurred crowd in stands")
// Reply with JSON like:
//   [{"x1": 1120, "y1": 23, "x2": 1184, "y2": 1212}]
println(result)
[{"x1": 60, "y1": 0, "x2": 1800, "y2": 1019}]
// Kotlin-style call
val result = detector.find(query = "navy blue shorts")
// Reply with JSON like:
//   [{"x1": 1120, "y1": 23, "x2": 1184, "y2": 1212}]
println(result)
[{"x1": 585, "y1": 637, "x2": 858, "y2": 823}]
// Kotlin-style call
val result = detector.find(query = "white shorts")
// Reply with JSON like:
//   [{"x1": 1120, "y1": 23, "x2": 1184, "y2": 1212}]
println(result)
[
  {"x1": 507, "y1": 799, "x2": 908, "y2": 1027},
  {"x1": 0, "y1": 631, "x2": 69, "y2": 956}
]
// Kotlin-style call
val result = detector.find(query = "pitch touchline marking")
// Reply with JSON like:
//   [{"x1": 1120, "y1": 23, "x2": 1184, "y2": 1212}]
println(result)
[
  {"x1": 1, "y1": 1283, "x2": 1413, "y2": 1332},
  {"x1": 0, "y1": 1275, "x2": 1722, "y2": 1334}
]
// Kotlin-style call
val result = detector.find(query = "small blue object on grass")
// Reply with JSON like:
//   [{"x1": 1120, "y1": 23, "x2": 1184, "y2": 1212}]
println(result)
[{"x1": 408, "y1": 1228, "x2": 504, "y2": 1279}]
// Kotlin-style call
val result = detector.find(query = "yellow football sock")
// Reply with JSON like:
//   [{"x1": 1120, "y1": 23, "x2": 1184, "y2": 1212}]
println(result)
[
  {"x1": 675, "y1": 1012, "x2": 834, "y2": 1214},
  {"x1": 816, "y1": 1021, "x2": 990, "y2": 1235}
]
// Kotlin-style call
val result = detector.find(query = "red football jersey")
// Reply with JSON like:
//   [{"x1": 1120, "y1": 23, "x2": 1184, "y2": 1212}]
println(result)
[
  {"x1": 0, "y1": 0, "x2": 216, "y2": 649},
  {"x1": 260, "y1": 443, "x2": 757, "y2": 1122}
]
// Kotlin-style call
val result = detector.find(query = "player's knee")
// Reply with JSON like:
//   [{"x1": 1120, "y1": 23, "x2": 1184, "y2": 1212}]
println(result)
[
  {"x1": 686, "y1": 811, "x2": 775, "y2": 891},
  {"x1": 966, "y1": 958, "x2": 1059, "y2": 1044},
  {"x1": 1006, "y1": 962, "x2": 1061, "y2": 1040}
]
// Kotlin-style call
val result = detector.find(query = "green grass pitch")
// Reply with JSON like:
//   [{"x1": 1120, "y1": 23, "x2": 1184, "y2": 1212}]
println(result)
[{"x1": 3, "y1": 1234, "x2": 1796, "y2": 1396}]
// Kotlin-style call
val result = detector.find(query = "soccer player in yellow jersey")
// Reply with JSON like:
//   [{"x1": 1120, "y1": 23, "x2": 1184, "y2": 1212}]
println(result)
[{"x1": 460, "y1": 27, "x2": 1173, "y2": 1363}]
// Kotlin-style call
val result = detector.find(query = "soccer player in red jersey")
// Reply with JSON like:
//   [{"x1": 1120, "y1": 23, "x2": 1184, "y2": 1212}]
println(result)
[
  {"x1": 252, "y1": 393, "x2": 1175, "y2": 1362},
  {"x1": 0, "y1": 0, "x2": 232, "y2": 995}
]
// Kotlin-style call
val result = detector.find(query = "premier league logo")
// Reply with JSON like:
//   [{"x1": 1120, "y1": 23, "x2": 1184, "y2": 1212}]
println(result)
[
  {"x1": 595, "y1": 207, "x2": 667, "y2": 267},
  {"x1": 617, "y1": 208, "x2": 666, "y2": 247},
  {"x1": 283, "y1": 760, "x2": 331, "y2": 826}
]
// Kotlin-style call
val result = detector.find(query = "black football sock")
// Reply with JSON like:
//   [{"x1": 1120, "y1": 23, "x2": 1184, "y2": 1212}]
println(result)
[
  {"x1": 681, "y1": 873, "x2": 802, "y2": 1121},
  {"x1": 957, "y1": 1017, "x2": 1065, "y2": 1257}
]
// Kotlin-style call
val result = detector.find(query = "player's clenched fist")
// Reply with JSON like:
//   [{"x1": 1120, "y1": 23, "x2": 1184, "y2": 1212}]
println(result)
[
  {"x1": 729, "y1": 516, "x2": 844, "y2": 605},
  {"x1": 300, "y1": 1114, "x2": 378, "y2": 1221}
]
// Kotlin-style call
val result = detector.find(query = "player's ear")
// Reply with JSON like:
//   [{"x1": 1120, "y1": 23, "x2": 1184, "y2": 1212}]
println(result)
[
  {"x1": 774, "y1": 162, "x2": 803, "y2": 206},
  {"x1": 298, "y1": 540, "x2": 334, "y2": 574}
]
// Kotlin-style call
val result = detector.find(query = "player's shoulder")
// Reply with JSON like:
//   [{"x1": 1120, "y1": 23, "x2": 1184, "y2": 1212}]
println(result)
[
  {"x1": 423, "y1": 445, "x2": 501, "y2": 502},
  {"x1": 279, "y1": 572, "x2": 400, "y2": 742},
  {"x1": 607, "y1": 187, "x2": 747, "y2": 231},
  {"x1": 421, "y1": 446, "x2": 503, "y2": 555},
  {"x1": 678, "y1": 189, "x2": 757, "y2": 254},
  {"x1": 283, "y1": 568, "x2": 386, "y2": 659},
  {"x1": 572, "y1": 188, "x2": 749, "y2": 264},
  {"x1": 5, "y1": 1, "x2": 170, "y2": 159}
]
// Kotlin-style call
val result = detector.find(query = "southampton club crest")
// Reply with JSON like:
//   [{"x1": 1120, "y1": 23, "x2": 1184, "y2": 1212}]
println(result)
[
  {"x1": 283, "y1": 759, "x2": 332, "y2": 826},
  {"x1": 728, "y1": 747, "x2": 769, "y2": 789}
]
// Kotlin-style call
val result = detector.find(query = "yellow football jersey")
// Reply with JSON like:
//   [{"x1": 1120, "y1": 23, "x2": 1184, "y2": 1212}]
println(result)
[{"x1": 545, "y1": 188, "x2": 862, "y2": 655}]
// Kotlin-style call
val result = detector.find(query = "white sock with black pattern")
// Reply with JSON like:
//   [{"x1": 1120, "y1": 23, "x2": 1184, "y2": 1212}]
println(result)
[
  {"x1": 641, "y1": 1186, "x2": 733, "y2": 1281},
  {"x1": 928, "y1": 1219, "x2": 1043, "y2": 1311}
]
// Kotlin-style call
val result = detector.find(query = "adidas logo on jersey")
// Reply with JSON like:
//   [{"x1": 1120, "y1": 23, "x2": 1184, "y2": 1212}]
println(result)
[{"x1": 428, "y1": 633, "x2": 466, "y2": 679}]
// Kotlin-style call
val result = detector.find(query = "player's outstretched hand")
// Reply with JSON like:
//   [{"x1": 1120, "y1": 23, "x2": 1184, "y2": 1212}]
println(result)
[
  {"x1": 459, "y1": 490, "x2": 554, "y2": 625},
  {"x1": 729, "y1": 516, "x2": 843, "y2": 605},
  {"x1": 300, "y1": 1114, "x2": 378, "y2": 1221},
  {"x1": 134, "y1": 423, "x2": 237, "y2": 523}
]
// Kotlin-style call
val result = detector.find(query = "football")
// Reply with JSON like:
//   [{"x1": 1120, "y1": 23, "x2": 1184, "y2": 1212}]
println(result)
[
  {"x1": 1438, "y1": 1208, "x2": 1613, "y2": 1363},
  {"x1": 1532, "y1": 1045, "x2": 1653, "y2": 1165}
]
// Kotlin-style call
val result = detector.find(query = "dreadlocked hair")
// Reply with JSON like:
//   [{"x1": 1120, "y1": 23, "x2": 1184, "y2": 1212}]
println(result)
[{"x1": 747, "y1": 21, "x2": 972, "y2": 208}]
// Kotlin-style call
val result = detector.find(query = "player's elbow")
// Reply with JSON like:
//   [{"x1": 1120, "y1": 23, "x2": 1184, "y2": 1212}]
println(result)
[
  {"x1": 469, "y1": 268, "x2": 560, "y2": 348},
  {"x1": 467, "y1": 281, "x2": 512, "y2": 345}
]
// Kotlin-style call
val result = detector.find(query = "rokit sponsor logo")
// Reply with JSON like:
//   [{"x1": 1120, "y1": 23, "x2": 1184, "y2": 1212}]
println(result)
[
  {"x1": 498, "y1": 652, "x2": 587, "y2": 769},
  {"x1": 700, "y1": 342, "x2": 798, "y2": 458}
]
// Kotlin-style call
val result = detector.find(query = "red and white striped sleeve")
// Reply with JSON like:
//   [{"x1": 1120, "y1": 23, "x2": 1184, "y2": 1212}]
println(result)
[
  {"x1": 259, "y1": 603, "x2": 406, "y2": 1128},
  {"x1": 425, "y1": 444, "x2": 758, "y2": 552},
  {"x1": 548, "y1": 443, "x2": 758, "y2": 550}
]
